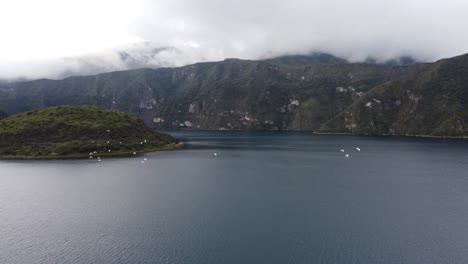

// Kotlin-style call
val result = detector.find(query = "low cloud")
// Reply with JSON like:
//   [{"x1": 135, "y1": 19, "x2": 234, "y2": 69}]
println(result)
[{"x1": 1, "y1": 0, "x2": 468, "y2": 79}]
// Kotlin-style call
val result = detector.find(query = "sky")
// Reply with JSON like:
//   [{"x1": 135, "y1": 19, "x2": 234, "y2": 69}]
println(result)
[{"x1": 1, "y1": 0, "x2": 468, "y2": 79}]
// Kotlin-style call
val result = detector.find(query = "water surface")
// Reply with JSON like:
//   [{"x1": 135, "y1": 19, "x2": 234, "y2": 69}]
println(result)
[{"x1": 1, "y1": 131, "x2": 468, "y2": 264}]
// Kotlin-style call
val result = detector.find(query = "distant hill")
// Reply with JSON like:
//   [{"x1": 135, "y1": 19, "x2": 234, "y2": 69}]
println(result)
[
  {"x1": 0, "y1": 105, "x2": 180, "y2": 158},
  {"x1": 319, "y1": 54, "x2": 468, "y2": 137}
]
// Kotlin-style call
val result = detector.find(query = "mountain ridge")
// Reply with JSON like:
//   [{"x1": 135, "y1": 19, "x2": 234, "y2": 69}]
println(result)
[
  {"x1": 0, "y1": 53, "x2": 466, "y2": 137},
  {"x1": 0, "y1": 51, "x2": 424, "y2": 81}
]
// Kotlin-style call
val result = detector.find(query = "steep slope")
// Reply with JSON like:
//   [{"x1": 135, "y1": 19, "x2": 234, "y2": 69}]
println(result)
[
  {"x1": 319, "y1": 54, "x2": 468, "y2": 137},
  {"x1": 0, "y1": 105, "x2": 179, "y2": 158},
  {"x1": 156, "y1": 59, "x2": 418, "y2": 130},
  {"x1": 0, "y1": 57, "x2": 418, "y2": 131}
]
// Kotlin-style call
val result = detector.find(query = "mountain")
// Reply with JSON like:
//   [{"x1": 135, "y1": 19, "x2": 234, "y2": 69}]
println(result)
[
  {"x1": 319, "y1": 54, "x2": 468, "y2": 137},
  {"x1": 0, "y1": 57, "x2": 420, "y2": 131},
  {"x1": 0, "y1": 105, "x2": 180, "y2": 158}
]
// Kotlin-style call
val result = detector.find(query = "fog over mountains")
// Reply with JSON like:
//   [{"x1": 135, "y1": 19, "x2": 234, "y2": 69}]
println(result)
[{"x1": 0, "y1": 42, "x2": 424, "y2": 81}]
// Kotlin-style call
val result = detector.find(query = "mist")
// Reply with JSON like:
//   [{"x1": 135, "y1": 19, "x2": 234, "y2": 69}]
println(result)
[{"x1": 1, "y1": 0, "x2": 468, "y2": 80}]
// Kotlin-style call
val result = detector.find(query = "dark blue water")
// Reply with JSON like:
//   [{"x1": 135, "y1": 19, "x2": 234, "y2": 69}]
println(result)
[{"x1": 1, "y1": 131, "x2": 468, "y2": 264}]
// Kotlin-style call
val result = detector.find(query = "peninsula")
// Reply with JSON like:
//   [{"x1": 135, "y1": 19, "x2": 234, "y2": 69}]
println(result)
[{"x1": 0, "y1": 105, "x2": 181, "y2": 159}]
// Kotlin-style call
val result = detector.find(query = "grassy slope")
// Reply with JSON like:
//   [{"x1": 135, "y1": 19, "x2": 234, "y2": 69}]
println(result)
[
  {"x1": 156, "y1": 59, "x2": 418, "y2": 130},
  {"x1": 318, "y1": 54, "x2": 468, "y2": 137},
  {"x1": 0, "y1": 105, "x2": 179, "y2": 157}
]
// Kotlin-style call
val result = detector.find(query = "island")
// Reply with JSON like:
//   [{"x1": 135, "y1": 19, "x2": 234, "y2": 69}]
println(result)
[{"x1": 0, "y1": 105, "x2": 182, "y2": 159}]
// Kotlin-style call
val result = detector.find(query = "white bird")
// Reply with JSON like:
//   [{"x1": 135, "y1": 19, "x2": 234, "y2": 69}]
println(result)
[
  {"x1": 340, "y1": 149, "x2": 345, "y2": 152},
  {"x1": 356, "y1": 147, "x2": 361, "y2": 151},
  {"x1": 133, "y1": 152, "x2": 137, "y2": 155},
  {"x1": 97, "y1": 157, "x2": 101, "y2": 161},
  {"x1": 144, "y1": 140, "x2": 147, "y2": 143},
  {"x1": 141, "y1": 161, "x2": 145, "y2": 164},
  {"x1": 107, "y1": 130, "x2": 110, "y2": 133},
  {"x1": 345, "y1": 154, "x2": 349, "y2": 158},
  {"x1": 144, "y1": 158, "x2": 147, "y2": 161},
  {"x1": 140, "y1": 142, "x2": 143, "y2": 145},
  {"x1": 213, "y1": 152, "x2": 218, "y2": 156},
  {"x1": 89, "y1": 152, "x2": 93, "y2": 155},
  {"x1": 108, "y1": 149, "x2": 111, "y2": 152},
  {"x1": 107, "y1": 141, "x2": 110, "y2": 144}
]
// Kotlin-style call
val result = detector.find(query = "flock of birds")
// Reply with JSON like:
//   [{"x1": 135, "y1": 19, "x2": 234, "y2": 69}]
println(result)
[
  {"x1": 87, "y1": 129, "x2": 360, "y2": 163},
  {"x1": 87, "y1": 129, "x2": 148, "y2": 164},
  {"x1": 340, "y1": 147, "x2": 361, "y2": 158},
  {"x1": 212, "y1": 148, "x2": 359, "y2": 159}
]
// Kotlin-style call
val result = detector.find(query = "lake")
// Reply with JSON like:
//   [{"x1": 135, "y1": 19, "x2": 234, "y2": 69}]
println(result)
[{"x1": 1, "y1": 131, "x2": 468, "y2": 264}]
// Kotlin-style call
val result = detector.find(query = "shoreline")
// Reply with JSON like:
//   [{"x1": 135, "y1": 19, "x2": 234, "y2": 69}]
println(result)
[
  {"x1": 313, "y1": 131, "x2": 468, "y2": 139},
  {"x1": 0, "y1": 142, "x2": 184, "y2": 160},
  {"x1": 169, "y1": 129, "x2": 467, "y2": 139}
]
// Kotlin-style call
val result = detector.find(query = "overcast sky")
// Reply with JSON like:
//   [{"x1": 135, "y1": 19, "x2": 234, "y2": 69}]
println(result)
[{"x1": 1, "y1": 0, "x2": 468, "y2": 79}]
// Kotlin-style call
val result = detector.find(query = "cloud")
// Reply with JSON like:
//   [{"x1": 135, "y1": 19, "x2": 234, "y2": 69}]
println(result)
[{"x1": 1, "y1": 0, "x2": 468, "y2": 79}]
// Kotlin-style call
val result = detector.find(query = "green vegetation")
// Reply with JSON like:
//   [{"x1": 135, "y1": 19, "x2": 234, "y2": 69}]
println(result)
[
  {"x1": 0, "y1": 53, "x2": 466, "y2": 137},
  {"x1": 0, "y1": 56, "x2": 417, "y2": 132},
  {"x1": 0, "y1": 105, "x2": 180, "y2": 158},
  {"x1": 319, "y1": 54, "x2": 468, "y2": 137}
]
